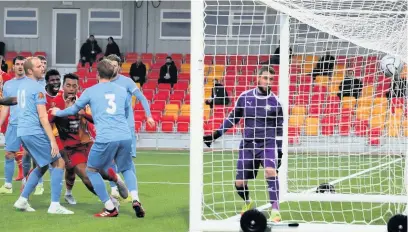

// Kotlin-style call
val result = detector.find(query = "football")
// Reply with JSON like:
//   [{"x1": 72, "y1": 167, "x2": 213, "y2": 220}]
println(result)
[{"x1": 380, "y1": 55, "x2": 404, "y2": 79}]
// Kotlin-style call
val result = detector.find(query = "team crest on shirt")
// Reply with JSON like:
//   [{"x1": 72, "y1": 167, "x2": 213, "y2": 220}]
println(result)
[
  {"x1": 264, "y1": 104, "x2": 272, "y2": 111},
  {"x1": 38, "y1": 92, "x2": 45, "y2": 99}
]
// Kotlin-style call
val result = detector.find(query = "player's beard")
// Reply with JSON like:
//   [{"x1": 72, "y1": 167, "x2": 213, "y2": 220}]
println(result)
[{"x1": 257, "y1": 85, "x2": 271, "y2": 96}]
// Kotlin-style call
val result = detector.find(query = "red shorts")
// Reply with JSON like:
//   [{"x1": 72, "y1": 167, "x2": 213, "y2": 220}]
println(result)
[
  {"x1": 64, "y1": 142, "x2": 93, "y2": 169},
  {"x1": 56, "y1": 137, "x2": 64, "y2": 150}
]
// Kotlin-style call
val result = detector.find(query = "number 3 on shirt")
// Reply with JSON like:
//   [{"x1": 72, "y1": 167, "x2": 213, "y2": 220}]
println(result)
[
  {"x1": 105, "y1": 94, "x2": 117, "y2": 114},
  {"x1": 17, "y1": 89, "x2": 26, "y2": 109}
]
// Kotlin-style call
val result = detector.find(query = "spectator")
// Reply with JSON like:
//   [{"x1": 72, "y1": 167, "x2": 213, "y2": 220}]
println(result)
[
  {"x1": 337, "y1": 70, "x2": 362, "y2": 99},
  {"x1": 312, "y1": 50, "x2": 336, "y2": 77},
  {"x1": 80, "y1": 35, "x2": 102, "y2": 67},
  {"x1": 205, "y1": 79, "x2": 230, "y2": 109},
  {"x1": 158, "y1": 56, "x2": 178, "y2": 87},
  {"x1": 129, "y1": 56, "x2": 147, "y2": 87},
  {"x1": 104, "y1": 37, "x2": 121, "y2": 58},
  {"x1": 0, "y1": 55, "x2": 8, "y2": 73},
  {"x1": 260, "y1": 41, "x2": 293, "y2": 65}
]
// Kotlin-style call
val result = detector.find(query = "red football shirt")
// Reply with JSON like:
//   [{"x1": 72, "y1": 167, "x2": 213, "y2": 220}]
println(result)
[{"x1": 52, "y1": 92, "x2": 94, "y2": 148}]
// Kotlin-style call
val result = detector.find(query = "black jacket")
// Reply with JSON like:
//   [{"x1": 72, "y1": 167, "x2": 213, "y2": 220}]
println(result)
[
  {"x1": 129, "y1": 62, "x2": 147, "y2": 84},
  {"x1": 1, "y1": 61, "x2": 7, "y2": 73},
  {"x1": 80, "y1": 39, "x2": 102, "y2": 58},
  {"x1": 210, "y1": 83, "x2": 229, "y2": 106},
  {"x1": 338, "y1": 77, "x2": 363, "y2": 99},
  {"x1": 316, "y1": 55, "x2": 335, "y2": 73},
  {"x1": 105, "y1": 42, "x2": 121, "y2": 57},
  {"x1": 158, "y1": 62, "x2": 178, "y2": 84},
  {"x1": 387, "y1": 79, "x2": 407, "y2": 98}
]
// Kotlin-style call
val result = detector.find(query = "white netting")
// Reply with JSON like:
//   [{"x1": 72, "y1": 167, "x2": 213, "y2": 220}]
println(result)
[
  {"x1": 199, "y1": 0, "x2": 408, "y2": 230},
  {"x1": 259, "y1": 0, "x2": 408, "y2": 62}
]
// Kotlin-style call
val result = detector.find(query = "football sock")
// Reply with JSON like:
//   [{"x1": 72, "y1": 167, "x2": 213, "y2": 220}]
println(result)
[
  {"x1": 21, "y1": 167, "x2": 42, "y2": 198},
  {"x1": 266, "y1": 176, "x2": 280, "y2": 210},
  {"x1": 130, "y1": 190, "x2": 140, "y2": 202},
  {"x1": 51, "y1": 168, "x2": 64, "y2": 202},
  {"x1": 86, "y1": 169, "x2": 110, "y2": 203},
  {"x1": 235, "y1": 185, "x2": 250, "y2": 203},
  {"x1": 130, "y1": 163, "x2": 139, "y2": 191},
  {"x1": 15, "y1": 151, "x2": 23, "y2": 175},
  {"x1": 22, "y1": 155, "x2": 31, "y2": 177},
  {"x1": 65, "y1": 168, "x2": 75, "y2": 192},
  {"x1": 122, "y1": 169, "x2": 137, "y2": 192},
  {"x1": 104, "y1": 199, "x2": 115, "y2": 211},
  {"x1": 5, "y1": 157, "x2": 14, "y2": 185},
  {"x1": 109, "y1": 163, "x2": 117, "y2": 188}
]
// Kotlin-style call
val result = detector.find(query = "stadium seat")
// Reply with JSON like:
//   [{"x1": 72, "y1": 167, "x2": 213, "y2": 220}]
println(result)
[
  {"x1": 170, "y1": 91, "x2": 185, "y2": 102},
  {"x1": 177, "y1": 122, "x2": 189, "y2": 133},
  {"x1": 142, "y1": 91, "x2": 154, "y2": 102},
  {"x1": 181, "y1": 64, "x2": 190, "y2": 73},
  {"x1": 184, "y1": 94, "x2": 190, "y2": 104},
  {"x1": 134, "y1": 121, "x2": 143, "y2": 132},
  {"x1": 171, "y1": 53, "x2": 183, "y2": 61},
  {"x1": 155, "y1": 53, "x2": 168, "y2": 61},
  {"x1": 151, "y1": 101, "x2": 166, "y2": 112},
  {"x1": 33, "y1": 51, "x2": 46, "y2": 57},
  {"x1": 173, "y1": 82, "x2": 189, "y2": 92},
  {"x1": 356, "y1": 107, "x2": 371, "y2": 121},
  {"x1": 184, "y1": 54, "x2": 191, "y2": 64},
  {"x1": 288, "y1": 126, "x2": 301, "y2": 144},
  {"x1": 141, "y1": 53, "x2": 153, "y2": 61},
  {"x1": 298, "y1": 84, "x2": 311, "y2": 94},
  {"x1": 134, "y1": 113, "x2": 146, "y2": 122},
  {"x1": 5, "y1": 51, "x2": 18, "y2": 60},
  {"x1": 312, "y1": 85, "x2": 328, "y2": 93},
  {"x1": 305, "y1": 117, "x2": 319, "y2": 136},
  {"x1": 361, "y1": 86, "x2": 374, "y2": 97},
  {"x1": 165, "y1": 104, "x2": 180, "y2": 114},
  {"x1": 370, "y1": 115, "x2": 386, "y2": 130},
  {"x1": 229, "y1": 55, "x2": 244, "y2": 65},
  {"x1": 158, "y1": 83, "x2": 172, "y2": 92},
  {"x1": 288, "y1": 115, "x2": 305, "y2": 127},
  {"x1": 321, "y1": 116, "x2": 337, "y2": 136},
  {"x1": 311, "y1": 93, "x2": 326, "y2": 104},
  {"x1": 148, "y1": 71, "x2": 160, "y2": 80},
  {"x1": 246, "y1": 55, "x2": 258, "y2": 65},
  {"x1": 315, "y1": 76, "x2": 330, "y2": 86},
  {"x1": 204, "y1": 105, "x2": 211, "y2": 119},
  {"x1": 387, "y1": 116, "x2": 401, "y2": 137},
  {"x1": 143, "y1": 82, "x2": 157, "y2": 91},
  {"x1": 161, "y1": 115, "x2": 175, "y2": 122},
  {"x1": 357, "y1": 97, "x2": 373, "y2": 108},
  {"x1": 341, "y1": 96, "x2": 356, "y2": 109},
  {"x1": 339, "y1": 115, "x2": 352, "y2": 136},
  {"x1": 308, "y1": 104, "x2": 321, "y2": 116},
  {"x1": 145, "y1": 122, "x2": 157, "y2": 133},
  {"x1": 161, "y1": 121, "x2": 174, "y2": 133},
  {"x1": 402, "y1": 119, "x2": 408, "y2": 137},
  {"x1": 354, "y1": 120, "x2": 369, "y2": 136},
  {"x1": 19, "y1": 51, "x2": 32, "y2": 58},
  {"x1": 180, "y1": 104, "x2": 190, "y2": 115},
  {"x1": 151, "y1": 111, "x2": 162, "y2": 122},
  {"x1": 150, "y1": 63, "x2": 162, "y2": 71}
]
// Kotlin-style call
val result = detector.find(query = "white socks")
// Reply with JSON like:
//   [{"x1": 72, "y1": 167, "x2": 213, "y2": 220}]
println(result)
[
  {"x1": 50, "y1": 202, "x2": 60, "y2": 207},
  {"x1": 130, "y1": 190, "x2": 140, "y2": 202},
  {"x1": 65, "y1": 189, "x2": 72, "y2": 195},
  {"x1": 104, "y1": 199, "x2": 115, "y2": 210},
  {"x1": 4, "y1": 183, "x2": 12, "y2": 188}
]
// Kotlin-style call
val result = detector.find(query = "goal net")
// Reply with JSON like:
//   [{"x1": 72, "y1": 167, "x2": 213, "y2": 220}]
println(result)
[{"x1": 189, "y1": 0, "x2": 408, "y2": 232}]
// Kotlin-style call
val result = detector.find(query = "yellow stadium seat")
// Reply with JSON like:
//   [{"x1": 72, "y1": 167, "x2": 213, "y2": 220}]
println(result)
[
  {"x1": 361, "y1": 86, "x2": 374, "y2": 97},
  {"x1": 291, "y1": 55, "x2": 303, "y2": 64},
  {"x1": 329, "y1": 83, "x2": 339, "y2": 96},
  {"x1": 373, "y1": 97, "x2": 388, "y2": 107},
  {"x1": 165, "y1": 104, "x2": 180, "y2": 112},
  {"x1": 181, "y1": 63, "x2": 190, "y2": 73},
  {"x1": 304, "y1": 55, "x2": 318, "y2": 64},
  {"x1": 370, "y1": 115, "x2": 386, "y2": 129},
  {"x1": 289, "y1": 115, "x2": 305, "y2": 127},
  {"x1": 402, "y1": 119, "x2": 408, "y2": 137},
  {"x1": 401, "y1": 64, "x2": 407, "y2": 79},
  {"x1": 357, "y1": 97, "x2": 373, "y2": 107},
  {"x1": 394, "y1": 108, "x2": 404, "y2": 118},
  {"x1": 165, "y1": 111, "x2": 179, "y2": 119},
  {"x1": 6, "y1": 60, "x2": 13, "y2": 71},
  {"x1": 121, "y1": 63, "x2": 132, "y2": 73},
  {"x1": 132, "y1": 96, "x2": 137, "y2": 108},
  {"x1": 180, "y1": 104, "x2": 190, "y2": 113},
  {"x1": 145, "y1": 63, "x2": 150, "y2": 71},
  {"x1": 315, "y1": 76, "x2": 330, "y2": 86},
  {"x1": 212, "y1": 65, "x2": 225, "y2": 73},
  {"x1": 332, "y1": 75, "x2": 344, "y2": 85},
  {"x1": 387, "y1": 116, "x2": 401, "y2": 137},
  {"x1": 291, "y1": 106, "x2": 306, "y2": 115},
  {"x1": 356, "y1": 107, "x2": 371, "y2": 121},
  {"x1": 335, "y1": 64, "x2": 345, "y2": 71},
  {"x1": 303, "y1": 63, "x2": 314, "y2": 73},
  {"x1": 372, "y1": 107, "x2": 386, "y2": 116},
  {"x1": 305, "y1": 117, "x2": 319, "y2": 136},
  {"x1": 204, "y1": 105, "x2": 211, "y2": 119},
  {"x1": 204, "y1": 65, "x2": 212, "y2": 75},
  {"x1": 341, "y1": 96, "x2": 356, "y2": 109}
]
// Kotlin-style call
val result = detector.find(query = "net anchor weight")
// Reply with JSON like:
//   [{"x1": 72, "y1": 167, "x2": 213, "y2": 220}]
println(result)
[{"x1": 240, "y1": 209, "x2": 299, "y2": 232}]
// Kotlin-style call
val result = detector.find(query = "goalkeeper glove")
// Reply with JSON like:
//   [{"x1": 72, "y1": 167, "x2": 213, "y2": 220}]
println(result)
[{"x1": 203, "y1": 130, "x2": 222, "y2": 148}]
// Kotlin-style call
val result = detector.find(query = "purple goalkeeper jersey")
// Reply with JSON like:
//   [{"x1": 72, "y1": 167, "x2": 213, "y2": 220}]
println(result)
[{"x1": 218, "y1": 88, "x2": 283, "y2": 140}]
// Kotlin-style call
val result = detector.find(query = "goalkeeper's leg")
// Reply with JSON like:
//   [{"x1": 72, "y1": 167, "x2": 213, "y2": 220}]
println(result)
[
  {"x1": 235, "y1": 142, "x2": 256, "y2": 214},
  {"x1": 264, "y1": 142, "x2": 281, "y2": 223}
]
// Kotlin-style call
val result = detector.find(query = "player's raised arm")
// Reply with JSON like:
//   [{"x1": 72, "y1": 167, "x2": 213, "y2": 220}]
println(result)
[
  {"x1": 203, "y1": 95, "x2": 244, "y2": 147},
  {"x1": 132, "y1": 87, "x2": 152, "y2": 118},
  {"x1": 0, "y1": 97, "x2": 17, "y2": 106},
  {"x1": 54, "y1": 90, "x2": 90, "y2": 117}
]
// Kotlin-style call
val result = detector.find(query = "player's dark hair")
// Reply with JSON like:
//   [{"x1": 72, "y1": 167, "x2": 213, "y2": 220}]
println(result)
[
  {"x1": 37, "y1": 55, "x2": 46, "y2": 61},
  {"x1": 13, "y1": 56, "x2": 25, "y2": 65},
  {"x1": 257, "y1": 66, "x2": 275, "y2": 76},
  {"x1": 105, "y1": 54, "x2": 122, "y2": 67},
  {"x1": 63, "y1": 73, "x2": 79, "y2": 84},
  {"x1": 97, "y1": 59, "x2": 115, "y2": 80},
  {"x1": 45, "y1": 69, "x2": 60, "y2": 82}
]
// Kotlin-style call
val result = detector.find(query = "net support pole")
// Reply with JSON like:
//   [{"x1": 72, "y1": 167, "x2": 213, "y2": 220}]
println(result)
[
  {"x1": 189, "y1": 0, "x2": 205, "y2": 231},
  {"x1": 278, "y1": 13, "x2": 290, "y2": 198}
]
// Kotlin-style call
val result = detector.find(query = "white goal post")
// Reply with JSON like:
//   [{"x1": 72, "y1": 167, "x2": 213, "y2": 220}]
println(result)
[{"x1": 190, "y1": 1, "x2": 408, "y2": 232}]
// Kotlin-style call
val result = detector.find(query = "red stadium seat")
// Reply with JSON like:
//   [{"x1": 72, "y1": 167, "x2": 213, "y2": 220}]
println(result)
[
  {"x1": 354, "y1": 120, "x2": 369, "y2": 137},
  {"x1": 321, "y1": 116, "x2": 337, "y2": 136},
  {"x1": 161, "y1": 121, "x2": 174, "y2": 133},
  {"x1": 177, "y1": 122, "x2": 189, "y2": 133},
  {"x1": 148, "y1": 71, "x2": 160, "y2": 80},
  {"x1": 134, "y1": 113, "x2": 146, "y2": 122},
  {"x1": 312, "y1": 85, "x2": 328, "y2": 93},
  {"x1": 298, "y1": 84, "x2": 311, "y2": 94},
  {"x1": 151, "y1": 111, "x2": 162, "y2": 122},
  {"x1": 178, "y1": 73, "x2": 190, "y2": 82},
  {"x1": 151, "y1": 101, "x2": 166, "y2": 112},
  {"x1": 171, "y1": 53, "x2": 183, "y2": 61},
  {"x1": 134, "y1": 103, "x2": 143, "y2": 111},
  {"x1": 339, "y1": 115, "x2": 352, "y2": 136},
  {"x1": 33, "y1": 51, "x2": 46, "y2": 57},
  {"x1": 214, "y1": 55, "x2": 227, "y2": 65},
  {"x1": 229, "y1": 55, "x2": 244, "y2": 65},
  {"x1": 170, "y1": 91, "x2": 185, "y2": 101},
  {"x1": 19, "y1": 51, "x2": 32, "y2": 58},
  {"x1": 184, "y1": 94, "x2": 190, "y2": 104},
  {"x1": 390, "y1": 98, "x2": 405, "y2": 113},
  {"x1": 154, "y1": 91, "x2": 170, "y2": 101},
  {"x1": 134, "y1": 121, "x2": 143, "y2": 132},
  {"x1": 151, "y1": 63, "x2": 162, "y2": 71},
  {"x1": 288, "y1": 126, "x2": 301, "y2": 145},
  {"x1": 155, "y1": 53, "x2": 168, "y2": 61},
  {"x1": 308, "y1": 104, "x2": 321, "y2": 116},
  {"x1": 177, "y1": 116, "x2": 190, "y2": 123},
  {"x1": 184, "y1": 54, "x2": 191, "y2": 64},
  {"x1": 173, "y1": 82, "x2": 189, "y2": 92},
  {"x1": 5, "y1": 51, "x2": 18, "y2": 60},
  {"x1": 294, "y1": 95, "x2": 309, "y2": 105},
  {"x1": 161, "y1": 115, "x2": 175, "y2": 122},
  {"x1": 204, "y1": 55, "x2": 214, "y2": 65},
  {"x1": 158, "y1": 83, "x2": 172, "y2": 91},
  {"x1": 142, "y1": 91, "x2": 154, "y2": 102},
  {"x1": 145, "y1": 122, "x2": 157, "y2": 133},
  {"x1": 311, "y1": 93, "x2": 326, "y2": 104},
  {"x1": 141, "y1": 53, "x2": 153, "y2": 60},
  {"x1": 143, "y1": 82, "x2": 157, "y2": 91}
]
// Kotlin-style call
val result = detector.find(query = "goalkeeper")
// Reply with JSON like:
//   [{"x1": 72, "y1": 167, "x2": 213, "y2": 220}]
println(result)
[{"x1": 203, "y1": 66, "x2": 283, "y2": 223}]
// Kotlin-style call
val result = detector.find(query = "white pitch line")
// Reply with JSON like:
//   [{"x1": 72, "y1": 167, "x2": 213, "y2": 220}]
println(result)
[{"x1": 227, "y1": 157, "x2": 404, "y2": 221}]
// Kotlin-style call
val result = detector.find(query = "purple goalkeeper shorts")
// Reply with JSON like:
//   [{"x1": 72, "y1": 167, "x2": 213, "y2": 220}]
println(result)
[{"x1": 236, "y1": 139, "x2": 276, "y2": 180}]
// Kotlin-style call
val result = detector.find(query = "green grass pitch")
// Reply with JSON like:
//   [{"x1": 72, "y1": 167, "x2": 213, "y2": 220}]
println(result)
[{"x1": 0, "y1": 149, "x2": 405, "y2": 231}]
